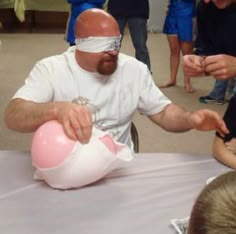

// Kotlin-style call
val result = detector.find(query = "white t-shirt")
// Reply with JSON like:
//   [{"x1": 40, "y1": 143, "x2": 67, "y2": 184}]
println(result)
[{"x1": 13, "y1": 47, "x2": 171, "y2": 148}]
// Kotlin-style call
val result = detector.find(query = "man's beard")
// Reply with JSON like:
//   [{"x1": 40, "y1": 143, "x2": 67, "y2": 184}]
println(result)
[{"x1": 97, "y1": 55, "x2": 118, "y2": 75}]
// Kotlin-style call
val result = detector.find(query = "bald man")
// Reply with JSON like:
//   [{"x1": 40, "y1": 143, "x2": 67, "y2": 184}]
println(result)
[{"x1": 5, "y1": 9, "x2": 228, "y2": 151}]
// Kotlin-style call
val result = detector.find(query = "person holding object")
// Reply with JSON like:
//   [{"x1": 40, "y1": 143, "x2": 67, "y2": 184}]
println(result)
[
  {"x1": 5, "y1": 9, "x2": 228, "y2": 151},
  {"x1": 182, "y1": 0, "x2": 236, "y2": 104},
  {"x1": 182, "y1": 0, "x2": 236, "y2": 168}
]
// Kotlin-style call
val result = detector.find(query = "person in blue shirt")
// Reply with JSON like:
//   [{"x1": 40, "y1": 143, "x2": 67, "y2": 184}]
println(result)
[
  {"x1": 160, "y1": 0, "x2": 196, "y2": 93},
  {"x1": 66, "y1": 0, "x2": 106, "y2": 46}
]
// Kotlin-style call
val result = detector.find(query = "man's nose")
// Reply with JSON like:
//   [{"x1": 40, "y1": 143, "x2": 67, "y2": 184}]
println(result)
[{"x1": 107, "y1": 50, "x2": 119, "y2": 56}]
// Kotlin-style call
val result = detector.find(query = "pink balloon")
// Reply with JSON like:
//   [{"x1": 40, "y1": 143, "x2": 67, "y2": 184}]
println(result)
[{"x1": 31, "y1": 120, "x2": 76, "y2": 168}]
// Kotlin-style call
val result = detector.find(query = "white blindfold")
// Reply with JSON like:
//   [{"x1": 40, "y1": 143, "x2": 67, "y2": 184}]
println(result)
[{"x1": 75, "y1": 35, "x2": 121, "y2": 53}]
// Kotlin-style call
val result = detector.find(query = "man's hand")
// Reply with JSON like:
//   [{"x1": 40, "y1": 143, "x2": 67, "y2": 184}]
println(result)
[
  {"x1": 182, "y1": 55, "x2": 206, "y2": 77},
  {"x1": 188, "y1": 109, "x2": 229, "y2": 137},
  {"x1": 203, "y1": 54, "x2": 236, "y2": 79},
  {"x1": 56, "y1": 102, "x2": 93, "y2": 144}
]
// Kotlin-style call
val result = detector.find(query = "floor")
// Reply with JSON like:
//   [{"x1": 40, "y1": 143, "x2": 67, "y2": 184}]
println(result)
[{"x1": 0, "y1": 32, "x2": 227, "y2": 153}]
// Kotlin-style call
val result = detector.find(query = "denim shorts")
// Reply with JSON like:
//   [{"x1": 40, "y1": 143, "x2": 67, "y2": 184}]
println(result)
[{"x1": 163, "y1": 14, "x2": 193, "y2": 42}]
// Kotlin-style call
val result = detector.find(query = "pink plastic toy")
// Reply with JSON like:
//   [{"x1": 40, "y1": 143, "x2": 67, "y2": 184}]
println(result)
[{"x1": 31, "y1": 120, "x2": 76, "y2": 168}]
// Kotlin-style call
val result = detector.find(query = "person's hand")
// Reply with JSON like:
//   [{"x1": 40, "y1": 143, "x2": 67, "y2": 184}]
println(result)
[
  {"x1": 182, "y1": 55, "x2": 206, "y2": 77},
  {"x1": 225, "y1": 138, "x2": 236, "y2": 154},
  {"x1": 56, "y1": 102, "x2": 93, "y2": 143},
  {"x1": 203, "y1": 54, "x2": 236, "y2": 79},
  {"x1": 188, "y1": 109, "x2": 229, "y2": 137}
]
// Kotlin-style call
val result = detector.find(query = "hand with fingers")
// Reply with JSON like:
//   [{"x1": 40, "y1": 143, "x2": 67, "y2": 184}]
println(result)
[
  {"x1": 187, "y1": 109, "x2": 229, "y2": 137},
  {"x1": 182, "y1": 55, "x2": 206, "y2": 77},
  {"x1": 203, "y1": 54, "x2": 236, "y2": 80},
  {"x1": 57, "y1": 102, "x2": 93, "y2": 144}
]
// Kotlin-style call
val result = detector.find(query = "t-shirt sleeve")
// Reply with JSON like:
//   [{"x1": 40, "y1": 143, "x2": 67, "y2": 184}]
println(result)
[
  {"x1": 137, "y1": 68, "x2": 172, "y2": 115},
  {"x1": 13, "y1": 61, "x2": 54, "y2": 103}
]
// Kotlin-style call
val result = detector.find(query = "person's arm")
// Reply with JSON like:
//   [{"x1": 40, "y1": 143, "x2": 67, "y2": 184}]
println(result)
[
  {"x1": 148, "y1": 103, "x2": 228, "y2": 135},
  {"x1": 213, "y1": 136, "x2": 236, "y2": 169},
  {"x1": 4, "y1": 98, "x2": 93, "y2": 144}
]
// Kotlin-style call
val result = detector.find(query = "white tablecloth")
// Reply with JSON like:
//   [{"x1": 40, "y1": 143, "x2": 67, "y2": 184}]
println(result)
[{"x1": 0, "y1": 151, "x2": 231, "y2": 234}]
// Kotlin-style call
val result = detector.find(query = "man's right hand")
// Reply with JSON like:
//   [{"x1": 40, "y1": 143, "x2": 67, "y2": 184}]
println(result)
[{"x1": 56, "y1": 102, "x2": 93, "y2": 144}]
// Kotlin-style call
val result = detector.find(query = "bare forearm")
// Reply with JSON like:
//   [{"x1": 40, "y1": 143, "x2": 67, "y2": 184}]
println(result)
[
  {"x1": 148, "y1": 104, "x2": 227, "y2": 135},
  {"x1": 5, "y1": 98, "x2": 93, "y2": 143},
  {"x1": 149, "y1": 104, "x2": 192, "y2": 132},
  {"x1": 4, "y1": 98, "x2": 57, "y2": 132}
]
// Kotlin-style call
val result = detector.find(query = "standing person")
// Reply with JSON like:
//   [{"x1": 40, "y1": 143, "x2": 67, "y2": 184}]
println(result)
[
  {"x1": 107, "y1": 0, "x2": 151, "y2": 71},
  {"x1": 4, "y1": 9, "x2": 228, "y2": 151},
  {"x1": 182, "y1": 0, "x2": 236, "y2": 167},
  {"x1": 183, "y1": 55, "x2": 236, "y2": 169},
  {"x1": 183, "y1": 0, "x2": 236, "y2": 104},
  {"x1": 65, "y1": 0, "x2": 106, "y2": 46},
  {"x1": 159, "y1": 0, "x2": 196, "y2": 93}
]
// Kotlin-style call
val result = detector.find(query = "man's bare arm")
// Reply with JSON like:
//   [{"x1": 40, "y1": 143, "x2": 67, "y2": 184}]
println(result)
[
  {"x1": 5, "y1": 98, "x2": 57, "y2": 132},
  {"x1": 4, "y1": 98, "x2": 93, "y2": 143},
  {"x1": 148, "y1": 103, "x2": 228, "y2": 135}
]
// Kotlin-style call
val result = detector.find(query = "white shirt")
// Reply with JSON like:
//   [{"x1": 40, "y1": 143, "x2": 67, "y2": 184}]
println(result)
[{"x1": 13, "y1": 47, "x2": 171, "y2": 148}]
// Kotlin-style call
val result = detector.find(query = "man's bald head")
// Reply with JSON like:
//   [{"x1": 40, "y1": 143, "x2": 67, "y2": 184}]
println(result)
[{"x1": 75, "y1": 9, "x2": 120, "y2": 38}]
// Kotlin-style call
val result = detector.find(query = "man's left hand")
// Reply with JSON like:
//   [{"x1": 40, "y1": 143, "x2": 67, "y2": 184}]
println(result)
[{"x1": 188, "y1": 109, "x2": 229, "y2": 137}]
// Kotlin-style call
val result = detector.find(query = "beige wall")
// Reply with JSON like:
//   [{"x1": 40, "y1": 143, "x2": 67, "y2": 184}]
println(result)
[{"x1": 148, "y1": 0, "x2": 167, "y2": 33}]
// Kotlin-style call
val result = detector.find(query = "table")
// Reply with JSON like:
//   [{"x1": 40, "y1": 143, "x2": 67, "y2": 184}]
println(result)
[
  {"x1": 0, "y1": 151, "x2": 230, "y2": 234},
  {"x1": 0, "y1": 0, "x2": 69, "y2": 22},
  {"x1": 0, "y1": 0, "x2": 164, "y2": 32},
  {"x1": 0, "y1": 0, "x2": 14, "y2": 9}
]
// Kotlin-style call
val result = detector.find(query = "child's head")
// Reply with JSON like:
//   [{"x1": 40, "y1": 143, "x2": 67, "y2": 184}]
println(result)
[{"x1": 188, "y1": 171, "x2": 236, "y2": 234}]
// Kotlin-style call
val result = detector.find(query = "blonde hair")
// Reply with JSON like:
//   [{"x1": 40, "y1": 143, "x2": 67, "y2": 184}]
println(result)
[{"x1": 188, "y1": 171, "x2": 236, "y2": 234}]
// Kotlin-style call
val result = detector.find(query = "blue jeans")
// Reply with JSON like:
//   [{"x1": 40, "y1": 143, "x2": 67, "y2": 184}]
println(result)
[
  {"x1": 115, "y1": 17, "x2": 151, "y2": 71},
  {"x1": 209, "y1": 78, "x2": 236, "y2": 100}
]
